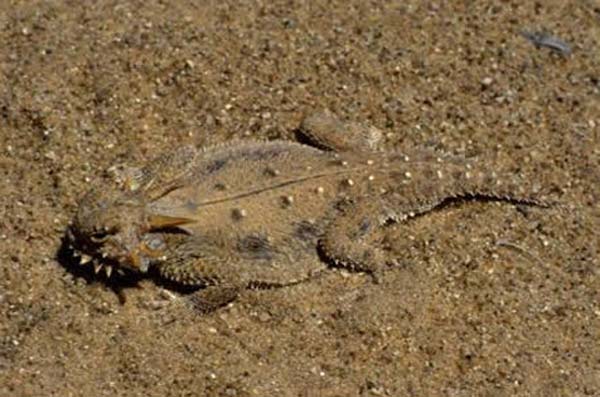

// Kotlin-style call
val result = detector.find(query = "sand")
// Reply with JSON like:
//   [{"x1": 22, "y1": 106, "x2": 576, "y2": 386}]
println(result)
[{"x1": 1, "y1": 1, "x2": 599, "y2": 396}]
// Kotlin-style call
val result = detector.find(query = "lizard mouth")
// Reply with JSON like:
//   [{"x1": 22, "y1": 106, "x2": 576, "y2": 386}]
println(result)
[
  {"x1": 67, "y1": 227, "x2": 167, "y2": 277},
  {"x1": 68, "y1": 244, "x2": 121, "y2": 278}
]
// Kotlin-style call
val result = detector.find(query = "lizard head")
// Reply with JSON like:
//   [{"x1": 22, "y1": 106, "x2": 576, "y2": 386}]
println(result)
[{"x1": 68, "y1": 183, "x2": 167, "y2": 277}]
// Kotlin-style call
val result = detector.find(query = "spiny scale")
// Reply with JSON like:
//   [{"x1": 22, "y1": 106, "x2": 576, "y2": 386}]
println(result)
[{"x1": 71, "y1": 248, "x2": 114, "y2": 278}]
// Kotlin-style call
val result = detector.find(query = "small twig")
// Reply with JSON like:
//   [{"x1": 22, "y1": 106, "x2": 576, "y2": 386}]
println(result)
[{"x1": 520, "y1": 30, "x2": 572, "y2": 57}]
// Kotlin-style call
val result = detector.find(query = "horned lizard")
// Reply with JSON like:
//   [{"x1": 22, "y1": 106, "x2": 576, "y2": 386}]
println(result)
[{"x1": 68, "y1": 111, "x2": 553, "y2": 311}]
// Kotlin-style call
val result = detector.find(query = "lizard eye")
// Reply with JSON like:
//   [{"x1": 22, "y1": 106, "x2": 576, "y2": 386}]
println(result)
[
  {"x1": 89, "y1": 227, "x2": 116, "y2": 243},
  {"x1": 90, "y1": 232, "x2": 109, "y2": 243}
]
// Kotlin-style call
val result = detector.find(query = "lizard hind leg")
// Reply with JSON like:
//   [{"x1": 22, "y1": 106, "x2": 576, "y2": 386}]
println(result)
[
  {"x1": 297, "y1": 110, "x2": 383, "y2": 153},
  {"x1": 319, "y1": 194, "x2": 450, "y2": 280},
  {"x1": 319, "y1": 198, "x2": 399, "y2": 279}
]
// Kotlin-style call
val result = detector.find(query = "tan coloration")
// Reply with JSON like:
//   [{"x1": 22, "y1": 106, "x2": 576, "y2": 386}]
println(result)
[
  {"x1": 69, "y1": 112, "x2": 556, "y2": 311},
  {"x1": 297, "y1": 109, "x2": 383, "y2": 152}
]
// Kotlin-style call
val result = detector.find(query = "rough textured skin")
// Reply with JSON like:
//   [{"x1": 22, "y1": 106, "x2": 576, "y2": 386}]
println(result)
[{"x1": 68, "y1": 111, "x2": 554, "y2": 311}]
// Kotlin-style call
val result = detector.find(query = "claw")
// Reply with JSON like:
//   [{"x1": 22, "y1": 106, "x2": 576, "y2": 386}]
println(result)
[
  {"x1": 105, "y1": 265, "x2": 113, "y2": 278},
  {"x1": 94, "y1": 262, "x2": 102, "y2": 274},
  {"x1": 80, "y1": 254, "x2": 93, "y2": 265}
]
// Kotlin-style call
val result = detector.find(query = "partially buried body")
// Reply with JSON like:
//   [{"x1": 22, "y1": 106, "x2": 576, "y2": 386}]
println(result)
[{"x1": 68, "y1": 111, "x2": 557, "y2": 312}]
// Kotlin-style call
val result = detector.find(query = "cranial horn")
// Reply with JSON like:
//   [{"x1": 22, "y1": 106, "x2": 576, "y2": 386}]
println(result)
[{"x1": 148, "y1": 214, "x2": 195, "y2": 228}]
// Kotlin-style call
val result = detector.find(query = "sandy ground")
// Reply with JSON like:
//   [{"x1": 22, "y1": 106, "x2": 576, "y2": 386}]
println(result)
[{"x1": 1, "y1": 1, "x2": 599, "y2": 396}]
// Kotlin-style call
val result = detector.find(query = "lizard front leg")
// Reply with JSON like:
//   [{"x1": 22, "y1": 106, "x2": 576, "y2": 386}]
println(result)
[{"x1": 155, "y1": 237, "x2": 244, "y2": 313}]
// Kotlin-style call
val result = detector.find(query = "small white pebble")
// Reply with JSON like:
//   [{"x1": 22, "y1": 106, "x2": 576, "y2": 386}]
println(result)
[{"x1": 481, "y1": 77, "x2": 494, "y2": 86}]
